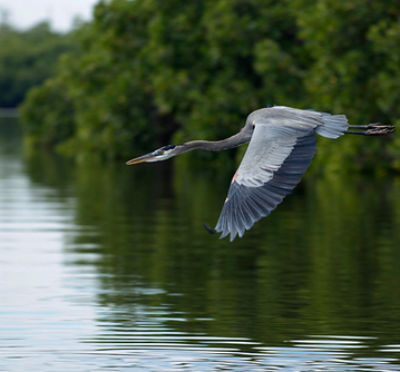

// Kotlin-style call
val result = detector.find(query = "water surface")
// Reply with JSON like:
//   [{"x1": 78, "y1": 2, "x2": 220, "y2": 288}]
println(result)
[{"x1": 0, "y1": 117, "x2": 399, "y2": 371}]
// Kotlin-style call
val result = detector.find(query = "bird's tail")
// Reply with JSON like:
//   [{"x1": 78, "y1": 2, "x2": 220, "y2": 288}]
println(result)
[{"x1": 316, "y1": 113, "x2": 349, "y2": 139}]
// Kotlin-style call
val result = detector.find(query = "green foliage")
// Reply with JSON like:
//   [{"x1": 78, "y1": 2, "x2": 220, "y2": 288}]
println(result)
[
  {"x1": 0, "y1": 21, "x2": 74, "y2": 107},
  {"x1": 293, "y1": 0, "x2": 400, "y2": 172},
  {"x1": 20, "y1": 0, "x2": 400, "y2": 172}
]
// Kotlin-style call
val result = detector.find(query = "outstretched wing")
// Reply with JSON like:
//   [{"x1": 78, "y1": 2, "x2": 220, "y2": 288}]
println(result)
[{"x1": 214, "y1": 124, "x2": 316, "y2": 241}]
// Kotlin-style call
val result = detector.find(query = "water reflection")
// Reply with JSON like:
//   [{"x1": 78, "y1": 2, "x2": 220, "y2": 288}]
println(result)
[{"x1": 0, "y1": 117, "x2": 399, "y2": 371}]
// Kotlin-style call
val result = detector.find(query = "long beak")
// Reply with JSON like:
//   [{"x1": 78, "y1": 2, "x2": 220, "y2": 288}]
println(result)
[{"x1": 126, "y1": 152, "x2": 157, "y2": 165}]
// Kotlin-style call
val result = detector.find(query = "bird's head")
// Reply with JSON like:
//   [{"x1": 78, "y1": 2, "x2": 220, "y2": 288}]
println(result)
[{"x1": 126, "y1": 144, "x2": 181, "y2": 165}]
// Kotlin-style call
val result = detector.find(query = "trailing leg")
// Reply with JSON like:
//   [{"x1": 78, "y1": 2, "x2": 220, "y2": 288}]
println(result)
[{"x1": 346, "y1": 123, "x2": 395, "y2": 136}]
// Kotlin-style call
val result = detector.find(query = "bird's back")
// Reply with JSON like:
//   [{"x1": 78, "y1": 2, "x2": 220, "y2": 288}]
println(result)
[{"x1": 247, "y1": 106, "x2": 348, "y2": 139}]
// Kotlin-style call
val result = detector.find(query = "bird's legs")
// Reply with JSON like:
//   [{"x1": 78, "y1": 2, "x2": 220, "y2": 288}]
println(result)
[
  {"x1": 203, "y1": 224, "x2": 216, "y2": 234},
  {"x1": 346, "y1": 123, "x2": 395, "y2": 136}
]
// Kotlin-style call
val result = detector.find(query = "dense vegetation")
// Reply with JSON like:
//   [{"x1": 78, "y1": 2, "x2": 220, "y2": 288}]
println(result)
[
  {"x1": 0, "y1": 21, "x2": 74, "y2": 108},
  {"x1": 20, "y1": 0, "x2": 400, "y2": 171}
]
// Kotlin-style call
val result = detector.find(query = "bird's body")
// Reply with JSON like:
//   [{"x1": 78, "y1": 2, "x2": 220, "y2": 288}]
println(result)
[{"x1": 127, "y1": 106, "x2": 394, "y2": 241}]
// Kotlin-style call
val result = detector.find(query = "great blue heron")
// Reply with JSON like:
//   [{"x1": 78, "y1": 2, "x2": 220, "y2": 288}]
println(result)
[{"x1": 126, "y1": 106, "x2": 394, "y2": 241}]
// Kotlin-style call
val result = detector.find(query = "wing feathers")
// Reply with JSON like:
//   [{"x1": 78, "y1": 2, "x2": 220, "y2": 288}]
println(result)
[
  {"x1": 213, "y1": 107, "x2": 348, "y2": 241},
  {"x1": 215, "y1": 134, "x2": 316, "y2": 241}
]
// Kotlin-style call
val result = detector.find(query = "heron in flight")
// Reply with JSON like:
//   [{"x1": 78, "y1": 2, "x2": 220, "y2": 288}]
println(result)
[{"x1": 126, "y1": 106, "x2": 394, "y2": 241}]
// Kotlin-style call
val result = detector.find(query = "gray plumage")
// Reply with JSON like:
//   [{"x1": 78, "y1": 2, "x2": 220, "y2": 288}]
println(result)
[
  {"x1": 214, "y1": 106, "x2": 348, "y2": 240},
  {"x1": 126, "y1": 106, "x2": 394, "y2": 241}
]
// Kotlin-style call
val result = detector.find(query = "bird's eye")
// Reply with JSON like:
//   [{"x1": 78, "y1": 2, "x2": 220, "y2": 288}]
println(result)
[{"x1": 162, "y1": 145, "x2": 176, "y2": 151}]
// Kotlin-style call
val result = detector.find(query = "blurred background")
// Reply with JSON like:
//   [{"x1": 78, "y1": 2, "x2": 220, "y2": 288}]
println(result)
[
  {"x1": 0, "y1": 1, "x2": 399, "y2": 371},
  {"x1": 0, "y1": 0, "x2": 399, "y2": 171}
]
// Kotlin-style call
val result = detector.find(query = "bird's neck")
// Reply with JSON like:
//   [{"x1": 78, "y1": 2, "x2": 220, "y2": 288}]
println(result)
[{"x1": 184, "y1": 131, "x2": 250, "y2": 152}]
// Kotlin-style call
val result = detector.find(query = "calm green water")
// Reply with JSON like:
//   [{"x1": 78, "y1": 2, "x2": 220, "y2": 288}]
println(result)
[{"x1": 0, "y1": 117, "x2": 399, "y2": 371}]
